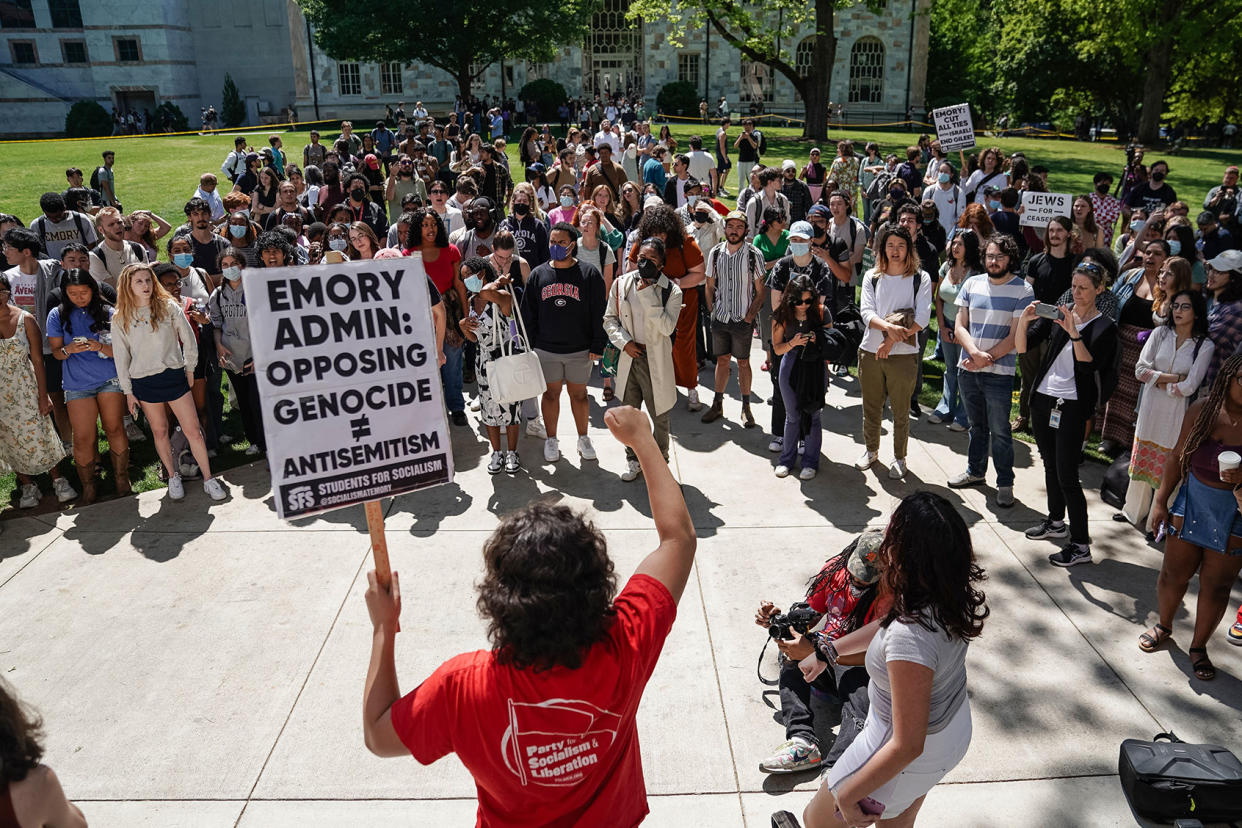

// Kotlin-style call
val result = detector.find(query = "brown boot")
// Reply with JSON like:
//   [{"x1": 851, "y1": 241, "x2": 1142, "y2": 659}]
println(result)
[
  {"x1": 741, "y1": 403, "x2": 756, "y2": 429},
  {"x1": 701, "y1": 397, "x2": 724, "y2": 423},
  {"x1": 76, "y1": 462, "x2": 97, "y2": 506},
  {"x1": 110, "y1": 449, "x2": 132, "y2": 496}
]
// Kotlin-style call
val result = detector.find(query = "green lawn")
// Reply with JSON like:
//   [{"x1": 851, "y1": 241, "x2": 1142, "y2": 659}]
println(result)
[{"x1": 1, "y1": 122, "x2": 1223, "y2": 513}]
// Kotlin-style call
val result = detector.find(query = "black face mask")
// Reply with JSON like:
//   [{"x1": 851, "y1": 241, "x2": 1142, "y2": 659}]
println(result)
[
  {"x1": 513, "y1": 202, "x2": 530, "y2": 216},
  {"x1": 350, "y1": 188, "x2": 365, "y2": 202},
  {"x1": 694, "y1": 211, "x2": 712, "y2": 223},
  {"x1": 1152, "y1": 171, "x2": 1166, "y2": 183},
  {"x1": 1096, "y1": 183, "x2": 1110, "y2": 194},
  {"x1": 637, "y1": 259, "x2": 661, "y2": 281},
  {"x1": 812, "y1": 224, "x2": 827, "y2": 238}
]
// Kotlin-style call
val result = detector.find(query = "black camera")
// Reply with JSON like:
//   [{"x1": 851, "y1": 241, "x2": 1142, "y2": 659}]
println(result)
[{"x1": 767, "y1": 602, "x2": 820, "y2": 640}]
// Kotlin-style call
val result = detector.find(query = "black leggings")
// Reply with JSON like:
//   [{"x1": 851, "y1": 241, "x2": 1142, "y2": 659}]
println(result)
[{"x1": 1031, "y1": 392, "x2": 1089, "y2": 544}]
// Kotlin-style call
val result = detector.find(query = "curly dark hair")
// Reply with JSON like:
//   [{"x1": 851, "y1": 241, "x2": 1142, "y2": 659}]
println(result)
[
  {"x1": 983, "y1": 232, "x2": 1020, "y2": 273},
  {"x1": 255, "y1": 230, "x2": 295, "y2": 267},
  {"x1": 410, "y1": 207, "x2": 449, "y2": 249},
  {"x1": 477, "y1": 503, "x2": 618, "y2": 671},
  {"x1": 0, "y1": 680, "x2": 43, "y2": 783},
  {"x1": 880, "y1": 492, "x2": 989, "y2": 641},
  {"x1": 634, "y1": 203, "x2": 687, "y2": 249}
]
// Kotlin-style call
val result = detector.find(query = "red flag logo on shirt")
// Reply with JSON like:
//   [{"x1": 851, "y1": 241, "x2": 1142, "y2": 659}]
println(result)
[{"x1": 501, "y1": 698, "x2": 621, "y2": 787}]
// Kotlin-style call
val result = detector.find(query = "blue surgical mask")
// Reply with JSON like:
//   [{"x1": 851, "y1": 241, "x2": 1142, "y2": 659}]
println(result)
[
  {"x1": 173, "y1": 252, "x2": 194, "y2": 268},
  {"x1": 229, "y1": 224, "x2": 247, "y2": 238},
  {"x1": 328, "y1": 237, "x2": 348, "y2": 251},
  {"x1": 938, "y1": 172, "x2": 951, "y2": 184},
  {"x1": 1130, "y1": 219, "x2": 1144, "y2": 232},
  {"x1": 789, "y1": 242, "x2": 811, "y2": 257},
  {"x1": 1168, "y1": 239, "x2": 1181, "y2": 256},
  {"x1": 222, "y1": 265, "x2": 242, "y2": 283},
  {"x1": 560, "y1": 195, "x2": 574, "y2": 207},
  {"x1": 988, "y1": 200, "x2": 1001, "y2": 211},
  {"x1": 549, "y1": 243, "x2": 570, "y2": 261},
  {"x1": 463, "y1": 274, "x2": 483, "y2": 292}
]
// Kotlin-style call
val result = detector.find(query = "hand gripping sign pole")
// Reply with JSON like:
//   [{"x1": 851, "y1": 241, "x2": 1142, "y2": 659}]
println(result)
[{"x1": 244, "y1": 255, "x2": 454, "y2": 585}]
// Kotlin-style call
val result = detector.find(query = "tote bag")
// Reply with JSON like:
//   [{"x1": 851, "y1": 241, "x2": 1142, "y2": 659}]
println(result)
[{"x1": 487, "y1": 289, "x2": 547, "y2": 405}]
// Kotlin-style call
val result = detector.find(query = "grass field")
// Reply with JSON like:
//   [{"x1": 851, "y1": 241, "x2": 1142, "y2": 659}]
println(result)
[{"x1": 1, "y1": 123, "x2": 1236, "y2": 514}]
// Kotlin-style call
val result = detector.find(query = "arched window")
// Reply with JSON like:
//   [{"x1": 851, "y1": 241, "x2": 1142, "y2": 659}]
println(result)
[
  {"x1": 848, "y1": 37, "x2": 884, "y2": 104},
  {"x1": 795, "y1": 37, "x2": 815, "y2": 78}
]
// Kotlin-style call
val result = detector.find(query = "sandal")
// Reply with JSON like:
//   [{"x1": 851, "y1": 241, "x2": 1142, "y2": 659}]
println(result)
[
  {"x1": 1189, "y1": 647, "x2": 1216, "y2": 681},
  {"x1": 1139, "y1": 623, "x2": 1172, "y2": 652}
]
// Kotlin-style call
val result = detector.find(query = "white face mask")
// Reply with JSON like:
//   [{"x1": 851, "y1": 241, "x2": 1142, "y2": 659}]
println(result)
[{"x1": 222, "y1": 265, "x2": 242, "y2": 283}]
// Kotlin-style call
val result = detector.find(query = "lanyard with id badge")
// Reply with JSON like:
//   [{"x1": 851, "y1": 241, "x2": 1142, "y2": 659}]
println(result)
[{"x1": 1049, "y1": 398, "x2": 1064, "y2": 429}]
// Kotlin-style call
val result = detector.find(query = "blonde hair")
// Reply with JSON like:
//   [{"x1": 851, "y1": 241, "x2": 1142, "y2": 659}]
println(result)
[
  {"x1": 511, "y1": 182, "x2": 546, "y2": 221},
  {"x1": 115, "y1": 263, "x2": 172, "y2": 332},
  {"x1": 1153, "y1": 256, "x2": 1194, "y2": 317},
  {"x1": 94, "y1": 206, "x2": 122, "y2": 228}
]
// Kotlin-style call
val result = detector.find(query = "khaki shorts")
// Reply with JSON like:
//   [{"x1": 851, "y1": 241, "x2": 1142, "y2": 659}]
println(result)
[{"x1": 536, "y1": 348, "x2": 592, "y2": 385}]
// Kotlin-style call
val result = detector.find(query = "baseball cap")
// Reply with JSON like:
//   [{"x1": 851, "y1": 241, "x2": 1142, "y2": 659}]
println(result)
[
  {"x1": 847, "y1": 530, "x2": 884, "y2": 585},
  {"x1": 983, "y1": 184, "x2": 1001, "y2": 196},
  {"x1": 809, "y1": 147, "x2": 822, "y2": 155},
  {"x1": 643, "y1": 195, "x2": 664, "y2": 210},
  {"x1": 365, "y1": 154, "x2": 380, "y2": 169},
  {"x1": 724, "y1": 210, "x2": 748, "y2": 227},
  {"x1": 1197, "y1": 210, "x2": 1218, "y2": 226},
  {"x1": 807, "y1": 204, "x2": 831, "y2": 219},
  {"x1": 526, "y1": 163, "x2": 545, "y2": 175},
  {"x1": 1208, "y1": 249, "x2": 1242, "y2": 273},
  {"x1": 782, "y1": 159, "x2": 797, "y2": 171},
  {"x1": 789, "y1": 221, "x2": 813, "y2": 240}
]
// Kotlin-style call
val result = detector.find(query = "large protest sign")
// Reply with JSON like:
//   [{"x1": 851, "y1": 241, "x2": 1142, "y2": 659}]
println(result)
[
  {"x1": 246, "y1": 257, "x2": 452, "y2": 520},
  {"x1": 932, "y1": 104, "x2": 976, "y2": 151},
  {"x1": 1020, "y1": 191, "x2": 1073, "y2": 227}
]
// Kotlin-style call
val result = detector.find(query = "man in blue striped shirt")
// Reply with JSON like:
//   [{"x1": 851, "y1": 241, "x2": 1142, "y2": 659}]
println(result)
[{"x1": 949, "y1": 233, "x2": 1033, "y2": 507}]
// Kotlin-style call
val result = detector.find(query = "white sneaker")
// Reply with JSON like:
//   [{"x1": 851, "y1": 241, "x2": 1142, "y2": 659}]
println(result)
[
  {"x1": 544, "y1": 437, "x2": 561, "y2": 462},
  {"x1": 797, "y1": 440, "x2": 805, "y2": 456},
  {"x1": 621, "y1": 459, "x2": 642, "y2": 481},
  {"x1": 244, "y1": 444, "x2": 261, "y2": 456},
  {"x1": 167, "y1": 474, "x2": 185, "y2": 501},
  {"x1": 503, "y1": 451, "x2": 521, "y2": 474},
  {"x1": 487, "y1": 450, "x2": 504, "y2": 474},
  {"x1": 52, "y1": 477, "x2": 78, "y2": 503},
  {"x1": 888, "y1": 458, "x2": 907, "y2": 479},
  {"x1": 774, "y1": 464, "x2": 791, "y2": 478},
  {"x1": 203, "y1": 477, "x2": 227, "y2": 501},
  {"x1": 469, "y1": 398, "x2": 482, "y2": 412},
  {"x1": 686, "y1": 387, "x2": 703, "y2": 411},
  {"x1": 768, "y1": 436, "x2": 783, "y2": 453},
  {"x1": 526, "y1": 417, "x2": 547, "y2": 439},
  {"x1": 18, "y1": 482, "x2": 41, "y2": 509},
  {"x1": 854, "y1": 450, "x2": 877, "y2": 470},
  {"x1": 799, "y1": 466, "x2": 817, "y2": 480},
  {"x1": 577, "y1": 435, "x2": 597, "y2": 461}
]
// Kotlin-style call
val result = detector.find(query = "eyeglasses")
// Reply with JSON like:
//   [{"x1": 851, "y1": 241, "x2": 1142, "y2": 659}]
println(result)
[
  {"x1": 1169, "y1": 302, "x2": 1194, "y2": 311},
  {"x1": 984, "y1": 254, "x2": 1008, "y2": 261}
]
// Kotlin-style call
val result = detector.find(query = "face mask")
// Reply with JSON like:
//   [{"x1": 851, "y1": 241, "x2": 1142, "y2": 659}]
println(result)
[
  {"x1": 328, "y1": 237, "x2": 348, "y2": 251},
  {"x1": 222, "y1": 265, "x2": 242, "y2": 283},
  {"x1": 1096, "y1": 183, "x2": 1110, "y2": 194},
  {"x1": 687, "y1": 196, "x2": 699, "y2": 207},
  {"x1": 560, "y1": 195, "x2": 574, "y2": 207},
  {"x1": 549, "y1": 243, "x2": 570, "y2": 261},
  {"x1": 1168, "y1": 239, "x2": 1181, "y2": 256},
  {"x1": 988, "y1": 200, "x2": 1001, "y2": 211},
  {"x1": 1152, "y1": 171, "x2": 1166, "y2": 182},
  {"x1": 812, "y1": 224, "x2": 826, "y2": 238},
  {"x1": 938, "y1": 172, "x2": 951, "y2": 184},
  {"x1": 637, "y1": 259, "x2": 661, "y2": 281},
  {"x1": 513, "y1": 202, "x2": 530, "y2": 216},
  {"x1": 694, "y1": 211, "x2": 711, "y2": 224},
  {"x1": 923, "y1": 216, "x2": 935, "y2": 224},
  {"x1": 229, "y1": 224, "x2": 247, "y2": 238},
  {"x1": 350, "y1": 188, "x2": 365, "y2": 201},
  {"x1": 789, "y1": 241, "x2": 811, "y2": 257},
  {"x1": 889, "y1": 189, "x2": 904, "y2": 200},
  {"x1": 173, "y1": 252, "x2": 194, "y2": 268},
  {"x1": 463, "y1": 274, "x2": 484, "y2": 292},
  {"x1": 1130, "y1": 219, "x2": 1144, "y2": 232}
]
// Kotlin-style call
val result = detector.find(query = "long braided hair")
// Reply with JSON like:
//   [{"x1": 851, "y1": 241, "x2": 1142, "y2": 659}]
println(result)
[{"x1": 1180, "y1": 353, "x2": 1242, "y2": 478}]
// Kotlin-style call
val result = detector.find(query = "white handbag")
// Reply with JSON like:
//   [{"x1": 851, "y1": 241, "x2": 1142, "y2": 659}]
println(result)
[{"x1": 486, "y1": 288, "x2": 546, "y2": 405}]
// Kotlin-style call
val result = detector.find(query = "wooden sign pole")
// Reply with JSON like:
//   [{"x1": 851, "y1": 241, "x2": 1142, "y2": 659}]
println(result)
[{"x1": 364, "y1": 499, "x2": 392, "y2": 590}]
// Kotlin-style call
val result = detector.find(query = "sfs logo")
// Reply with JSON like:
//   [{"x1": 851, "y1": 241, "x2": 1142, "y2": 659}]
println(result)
[{"x1": 286, "y1": 485, "x2": 316, "y2": 513}]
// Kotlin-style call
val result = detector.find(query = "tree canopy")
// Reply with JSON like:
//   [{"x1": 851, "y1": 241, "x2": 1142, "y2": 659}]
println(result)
[{"x1": 295, "y1": 0, "x2": 596, "y2": 101}]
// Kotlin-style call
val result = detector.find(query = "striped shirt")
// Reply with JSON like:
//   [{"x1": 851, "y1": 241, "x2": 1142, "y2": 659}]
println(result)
[
  {"x1": 706, "y1": 241, "x2": 766, "y2": 323},
  {"x1": 955, "y1": 273, "x2": 1033, "y2": 375}
]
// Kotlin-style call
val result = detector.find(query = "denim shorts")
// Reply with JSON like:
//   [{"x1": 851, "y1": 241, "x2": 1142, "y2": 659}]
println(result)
[{"x1": 64, "y1": 376, "x2": 122, "y2": 402}]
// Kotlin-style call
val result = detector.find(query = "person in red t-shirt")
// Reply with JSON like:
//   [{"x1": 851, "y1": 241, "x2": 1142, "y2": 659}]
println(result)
[
  {"x1": 754, "y1": 530, "x2": 886, "y2": 775},
  {"x1": 361, "y1": 405, "x2": 697, "y2": 828}
]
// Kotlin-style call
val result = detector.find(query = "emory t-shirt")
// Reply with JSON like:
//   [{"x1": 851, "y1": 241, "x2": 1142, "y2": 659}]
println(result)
[{"x1": 390, "y1": 574, "x2": 677, "y2": 828}]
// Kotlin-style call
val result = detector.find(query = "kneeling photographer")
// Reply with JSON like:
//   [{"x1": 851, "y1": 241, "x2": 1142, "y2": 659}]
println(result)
[{"x1": 754, "y1": 531, "x2": 887, "y2": 774}]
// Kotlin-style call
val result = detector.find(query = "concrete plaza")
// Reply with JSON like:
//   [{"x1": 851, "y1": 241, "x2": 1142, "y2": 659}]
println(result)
[{"x1": 2, "y1": 372, "x2": 1240, "y2": 827}]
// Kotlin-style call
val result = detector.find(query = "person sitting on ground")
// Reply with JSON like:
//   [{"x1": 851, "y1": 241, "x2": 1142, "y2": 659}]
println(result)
[
  {"x1": 0, "y1": 679, "x2": 88, "y2": 828},
  {"x1": 755, "y1": 530, "x2": 887, "y2": 774},
  {"x1": 360, "y1": 405, "x2": 696, "y2": 828}
]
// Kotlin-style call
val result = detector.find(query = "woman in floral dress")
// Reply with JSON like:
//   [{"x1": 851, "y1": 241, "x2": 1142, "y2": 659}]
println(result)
[
  {"x1": 458, "y1": 258, "x2": 523, "y2": 476},
  {"x1": 0, "y1": 273, "x2": 77, "y2": 508}
]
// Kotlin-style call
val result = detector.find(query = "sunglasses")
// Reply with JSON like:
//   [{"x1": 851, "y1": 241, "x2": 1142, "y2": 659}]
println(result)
[{"x1": 793, "y1": 297, "x2": 814, "y2": 306}]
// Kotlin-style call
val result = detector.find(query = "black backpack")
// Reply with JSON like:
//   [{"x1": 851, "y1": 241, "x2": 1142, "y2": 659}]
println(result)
[
  {"x1": 89, "y1": 165, "x2": 105, "y2": 191},
  {"x1": 1099, "y1": 451, "x2": 1131, "y2": 509},
  {"x1": 1119, "y1": 732, "x2": 1242, "y2": 823}
]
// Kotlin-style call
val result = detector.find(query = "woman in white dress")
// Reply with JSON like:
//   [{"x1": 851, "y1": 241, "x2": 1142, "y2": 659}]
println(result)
[{"x1": 1122, "y1": 288, "x2": 1214, "y2": 534}]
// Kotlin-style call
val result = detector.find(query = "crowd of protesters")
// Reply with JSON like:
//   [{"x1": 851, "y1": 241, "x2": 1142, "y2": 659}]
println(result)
[{"x1": 4, "y1": 103, "x2": 1242, "y2": 826}]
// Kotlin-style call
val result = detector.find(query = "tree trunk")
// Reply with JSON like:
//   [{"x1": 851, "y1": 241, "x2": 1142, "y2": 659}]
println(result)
[
  {"x1": 456, "y1": 58, "x2": 474, "y2": 103},
  {"x1": 800, "y1": 0, "x2": 837, "y2": 141},
  {"x1": 1136, "y1": 0, "x2": 1183, "y2": 143}
]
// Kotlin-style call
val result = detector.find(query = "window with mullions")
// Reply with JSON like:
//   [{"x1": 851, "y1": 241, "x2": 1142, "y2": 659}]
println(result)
[
  {"x1": 848, "y1": 37, "x2": 884, "y2": 104},
  {"x1": 338, "y1": 62, "x2": 361, "y2": 96}
]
